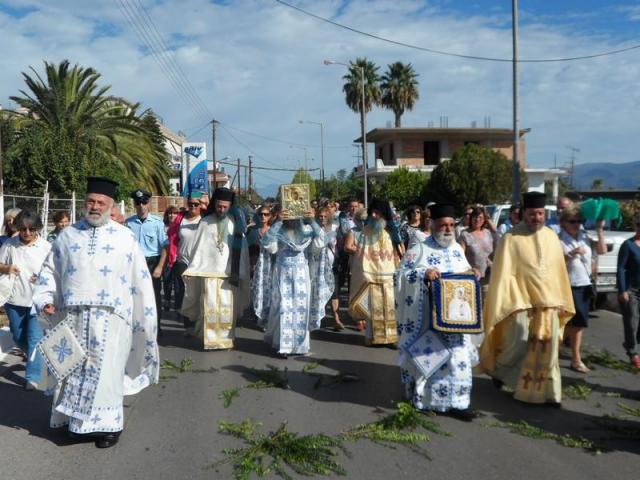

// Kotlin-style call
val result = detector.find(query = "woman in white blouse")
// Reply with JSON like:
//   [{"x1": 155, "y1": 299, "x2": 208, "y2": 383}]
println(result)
[
  {"x1": 559, "y1": 205, "x2": 606, "y2": 373},
  {"x1": 0, "y1": 210, "x2": 51, "y2": 390}
]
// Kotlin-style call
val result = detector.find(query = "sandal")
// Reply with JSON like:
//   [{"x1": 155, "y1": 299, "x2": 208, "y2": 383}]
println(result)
[{"x1": 569, "y1": 362, "x2": 590, "y2": 374}]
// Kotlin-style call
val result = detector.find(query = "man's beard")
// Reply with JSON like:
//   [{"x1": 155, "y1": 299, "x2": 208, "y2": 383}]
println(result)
[
  {"x1": 368, "y1": 218, "x2": 386, "y2": 233},
  {"x1": 217, "y1": 211, "x2": 228, "y2": 219},
  {"x1": 84, "y1": 208, "x2": 111, "y2": 227},
  {"x1": 433, "y1": 231, "x2": 455, "y2": 248}
]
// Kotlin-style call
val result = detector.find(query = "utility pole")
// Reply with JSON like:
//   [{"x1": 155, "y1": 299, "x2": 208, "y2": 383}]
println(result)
[
  {"x1": 248, "y1": 155, "x2": 253, "y2": 202},
  {"x1": 511, "y1": 0, "x2": 521, "y2": 205},
  {"x1": 212, "y1": 119, "x2": 218, "y2": 190},
  {"x1": 566, "y1": 146, "x2": 580, "y2": 189},
  {"x1": 236, "y1": 158, "x2": 241, "y2": 194}
]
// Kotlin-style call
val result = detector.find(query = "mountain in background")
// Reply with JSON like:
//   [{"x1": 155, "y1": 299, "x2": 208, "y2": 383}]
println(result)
[{"x1": 571, "y1": 161, "x2": 640, "y2": 190}]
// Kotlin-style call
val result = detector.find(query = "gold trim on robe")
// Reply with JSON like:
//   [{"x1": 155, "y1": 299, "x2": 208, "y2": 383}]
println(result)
[
  {"x1": 480, "y1": 224, "x2": 575, "y2": 403},
  {"x1": 348, "y1": 228, "x2": 398, "y2": 345}
]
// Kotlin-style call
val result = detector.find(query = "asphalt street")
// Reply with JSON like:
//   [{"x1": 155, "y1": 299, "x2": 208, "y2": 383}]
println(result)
[{"x1": 1, "y1": 306, "x2": 639, "y2": 480}]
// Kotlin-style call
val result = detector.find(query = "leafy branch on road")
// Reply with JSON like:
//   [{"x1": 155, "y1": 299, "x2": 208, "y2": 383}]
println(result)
[
  {"x1": 219, "y1": 365, "x2": 290, "y2": 408},
  {"x1": 562, "y1": 381, "x2": 592, "y2": 400},
  {"x1": 213, "y1": 403, "x2": 448, "y2": 478},
  {"x1": 583, "y1": 349, "x2": 638, "y2": 374},
  {"x1": 159, "y1": 357, "x2": 218, "y2": 382},
  {"x1": 491, "y1": 420, "x2": 602, "y2": 454},
  {"x1": 246, "y1": 365, "x2": 290, "y2": 390},
  {"x1": 617, "y1": 402, "x2": 640, "y2": 418},
  {"x1": 340, "y1": 402, "x2": 449, "y2": 458},
  {"x1": 213, "y1": 420, "x2": 347, "y2": 480},
  {"x1": 301, "y1": 361, "x2": 361, "y2": 389}
]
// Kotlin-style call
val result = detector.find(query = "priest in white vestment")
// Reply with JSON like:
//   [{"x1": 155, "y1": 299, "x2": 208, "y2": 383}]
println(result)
[
  {"x1": 33, "y1": 177, "x2": 159, "y2": 449},
  {"x1": 181, "y1": 188, "x2": 249, "y2": 350},
  {"x1": 395, "y1": 204, "x2": 481, "y2": 421}
]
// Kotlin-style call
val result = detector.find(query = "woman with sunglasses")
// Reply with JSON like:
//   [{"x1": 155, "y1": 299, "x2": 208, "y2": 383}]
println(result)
[
  {"x1": 560, "y1": 205, "x2": 606, "y2": 373},
  {"x1": 617, "y1": 213, "x2": 640, "y2": 369},
  {"x1": 400, "y1": 205, "x2": 422, "y2": 250},
  {"x1": 0, "y1": 210, "x2": 51, "y2": 390}
]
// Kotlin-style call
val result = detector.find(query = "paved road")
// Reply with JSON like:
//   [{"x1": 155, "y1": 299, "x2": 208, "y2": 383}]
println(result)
[{"x1": 1, "y1": 307, "x2": 638, "y2": 480}]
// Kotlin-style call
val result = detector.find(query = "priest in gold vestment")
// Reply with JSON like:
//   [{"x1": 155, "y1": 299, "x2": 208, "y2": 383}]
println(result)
[
  {"x1": 480, "y1": 192, "x2": 575, "y2": 405},
  {"x1": 182, "y1": 188, "x2": 249, "y2": 350},
  {"x1": 345, "y1": 198, "x2": 400, "y2": 346}
]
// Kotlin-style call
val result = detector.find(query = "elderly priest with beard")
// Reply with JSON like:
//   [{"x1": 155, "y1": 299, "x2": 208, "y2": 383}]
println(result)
[
  {"x1": 345, "y1": 198, "x2": 400, "y2": 346},
  {"x1": 33, "y1": 177, "x2": 159, "y2": 448},
  {"x1": 395, "y1": 203, "x2": 481, "y2": 421},
  {"x1": 181, "y1": 187, "x2": 249, "y2": 350},
  {"x1": 480, "y1": 192, "x2": 575, "y2": 406}
]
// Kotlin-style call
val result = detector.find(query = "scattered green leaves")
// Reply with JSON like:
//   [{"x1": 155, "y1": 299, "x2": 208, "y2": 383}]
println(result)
[
  {"x1": 214, "y1": 420, "x2": 347, "y2": 480},
  {"x1": 492, "y1": 420, "x2": 601, "y2": 453},
  {"x1": 340, "y1": 402, "x2": 448, "y2": 458},
  {"x1": 603, "y1": 392, "x2": 622, "y2": 398},
  {"x1": 563, "y1": 381, "x2": 592, "y2": 400},
  {"x1": 617, "y1": 403, "x2": 640, "y2": 418},
  {"x1": 247, "y1": 365, "x2": 290, "y2": 390},
  {"x1": 302, "y1": 362, "x2": 321, "y2": 374},
  {"x1": 161, "y1": 357, "x2": 194, "y2": 373},
  {"x1": 220, "y1": 387, "x2": 242, "y2": 409},
  {"x1": 584, "y1": 349, "x2": 637, "y2": 374}
]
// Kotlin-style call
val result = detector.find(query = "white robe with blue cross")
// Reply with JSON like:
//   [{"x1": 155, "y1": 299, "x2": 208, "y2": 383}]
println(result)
[
  {"x1": 395, "y1": 235, "x2": 478, "y2": 412},
  {"x1": 263, "y1": 221, "x2": 318, "y2": 355},
  {"x1": 33, "y1": 219, "x2": 159, "y2": 434}
]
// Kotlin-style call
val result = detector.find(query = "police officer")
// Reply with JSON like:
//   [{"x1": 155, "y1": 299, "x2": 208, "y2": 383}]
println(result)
[{"x1": 125, "y1": 189, "x2": 166, "y2": 335}]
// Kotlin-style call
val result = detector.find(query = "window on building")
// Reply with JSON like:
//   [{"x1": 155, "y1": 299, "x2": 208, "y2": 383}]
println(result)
[
  {"x1": 389, "y1": 142, "x2": 395, "y2": 164},
  {"x1": 424, "y1": 141, "x2": 440, "y2": 165}
]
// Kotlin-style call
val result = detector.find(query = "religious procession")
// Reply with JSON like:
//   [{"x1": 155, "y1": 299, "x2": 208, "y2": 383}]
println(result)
[{"x1": 2, "y1": 172, "x2": 639, "y2": 458}]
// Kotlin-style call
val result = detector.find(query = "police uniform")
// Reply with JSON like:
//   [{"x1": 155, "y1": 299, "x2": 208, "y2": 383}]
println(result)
[{"x1": 125, "y1": 189, "x2": 166, "y2": 333}]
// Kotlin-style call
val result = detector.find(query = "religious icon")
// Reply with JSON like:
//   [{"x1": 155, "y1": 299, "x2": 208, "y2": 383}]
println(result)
[
  {"x1": 281, "y1": 183, "x2": 310, "y2": 219},
  {"x1": 430, "y1": 274, "x2": 483, "y2": 333}
]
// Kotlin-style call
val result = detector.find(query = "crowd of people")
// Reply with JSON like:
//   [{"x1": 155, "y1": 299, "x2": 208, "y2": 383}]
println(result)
[{"x1": 1, "y1": 176, "x2": 640, "y2": 448}]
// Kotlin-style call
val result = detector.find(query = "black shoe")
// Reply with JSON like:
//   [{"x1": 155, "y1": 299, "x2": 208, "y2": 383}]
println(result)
[
  {"x1": 444, "y1": 408, "x2": 481, "y2": 422},
  {"x1": 95, "y1": 432, "x2": 120, "y2": 449},
  {"x1": 492, "y1": 377, "x2": 504, "y2": 390}
]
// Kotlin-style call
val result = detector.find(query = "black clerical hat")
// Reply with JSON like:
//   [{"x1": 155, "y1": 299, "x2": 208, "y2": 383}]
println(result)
[
  {"x1": 430, "y1": 203, "x2": 456, "y2": 219},
  {"x1": 87, "y1": 177, "x2": 118, "y2": 199},
  {"x1": 522, "y1": 192, "x2": 547, "y2": 209},
  {"x1": 213, "y1": 187, "x2": 235, "y2": 202}
]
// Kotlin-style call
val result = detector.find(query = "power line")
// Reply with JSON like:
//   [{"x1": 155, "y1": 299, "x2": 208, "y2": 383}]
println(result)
[
  {"x1": 115, "y1": 0, "x2": 211, "y2": 123},
  {"x1": 217, "y1": 159, "x2": 318, "y2": 172},
  {"x1": 221, "y1": 122, "x2": 351, "y2": 149},
  {"x1": 218, "y1": 124, "x2": 284, "y2": 169},
  {"x1": 131, "y1": 0, "x2": 213, "y2": 117},
  {"x1": 274, "y1": 0, "x2": 640, "y2": 63}
]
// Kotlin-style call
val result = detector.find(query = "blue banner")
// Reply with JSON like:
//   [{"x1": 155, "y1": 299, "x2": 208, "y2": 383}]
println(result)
[{"x1": 182, "y1": 160, "x2": 209, "y2": 196}]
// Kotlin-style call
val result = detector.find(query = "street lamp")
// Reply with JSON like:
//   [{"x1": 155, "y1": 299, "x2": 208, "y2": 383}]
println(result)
[
  {"x1": 299, "y1": 120, "x2": 324, "y2": 188},
  {"x1": 324, "y1": 59, "x2": 368, "y2": 208}
]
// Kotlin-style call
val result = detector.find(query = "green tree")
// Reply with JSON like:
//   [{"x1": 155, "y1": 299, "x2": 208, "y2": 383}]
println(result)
[
  {"x1": 343, "y1": 58, "x2": 381, "y2": 150},
  {"x1": 7, "y1": 60, "x2": 170, "y2": 197},
  {"x1": 591, "y1": 178, "x2": 604, "y2": 190},
  {"x1": 291, "y1": 168, "x2": 317, "y2": 199},
  {"x1": 384, "y1": 168, "x2": 429, "y2": 211},
  {"x1": 426, "y1": 144, "x2": 527, "y2": 211},
  {"x1": 380, "y1": 62, "x2": 420, "y2": 128}
]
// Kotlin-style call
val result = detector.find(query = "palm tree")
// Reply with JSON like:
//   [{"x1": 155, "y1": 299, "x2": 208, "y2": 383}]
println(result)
[
  {"x1": 342, "y1": 58, "x2": 381, "y2": 148},
  {"x1": 380, "y1": 62, "x2": 420, "y2": 128},
  {"x1": 10, "y1": 60, "x2": 169, "y2": 195}
]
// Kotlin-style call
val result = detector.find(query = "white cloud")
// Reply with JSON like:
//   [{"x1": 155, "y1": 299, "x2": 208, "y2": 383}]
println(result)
[{"x1": 0, "y1": 0, "x2": 638, "y2": 192}]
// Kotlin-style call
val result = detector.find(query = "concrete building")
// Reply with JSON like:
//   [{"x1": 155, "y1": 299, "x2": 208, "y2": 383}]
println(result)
[{"x1": 353, "y1": 126, "x2": 565, "y2": 202}]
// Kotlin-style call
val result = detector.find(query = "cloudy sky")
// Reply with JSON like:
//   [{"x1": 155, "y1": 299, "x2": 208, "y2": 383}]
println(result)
[{"x1": 1, "y1": 0, "x2": 639, "y2": 195}]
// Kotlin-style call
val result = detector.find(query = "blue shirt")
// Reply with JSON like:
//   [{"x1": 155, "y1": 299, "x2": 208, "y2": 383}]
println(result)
[
  {"x1": 125, "y1": 214, "x2": 166, "y2": 257},
  {"x1": 617, "y1": 238, "x2": 640, "y2": 293}
]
